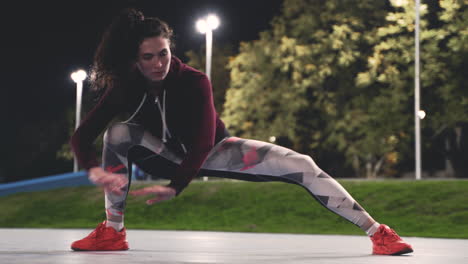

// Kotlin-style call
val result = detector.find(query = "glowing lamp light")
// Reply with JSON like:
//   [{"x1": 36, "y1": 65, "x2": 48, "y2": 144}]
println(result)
[
  {"x1": 196, "y1": 14, "x2": 220, "y2": 33},
  {"x1": 418, "y1": 110, "x2": 426, "y2": 120},
  {"x1": 71, "y1": 70, "x2": 87, "y2": 83},
  {"x1": 70, "y1": 69, "x2": 87, "y2": 172},
  {"x1": 196, "y1": 19, "x2": 208, "y2": 34},
  {"x1": 206, "y1": 14, "x2": 220, "y2": 30}
]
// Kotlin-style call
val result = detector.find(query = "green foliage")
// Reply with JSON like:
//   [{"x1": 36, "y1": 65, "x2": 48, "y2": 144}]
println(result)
[
  {"x1": 56, "y1": 108, "x2": 76, "y2": 161},
  {"x1": 355, "y1": 0, "x2": 468, "y2": 177},
  {"x1": 223, "y1": 0, "x2": 390, "y2": 174},
  {"x1": 222, "y1": 0, "x2": 468, "y2": 177}
]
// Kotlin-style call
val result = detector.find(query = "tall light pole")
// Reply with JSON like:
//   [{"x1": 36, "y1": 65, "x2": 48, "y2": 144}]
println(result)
[
  {"x1": 71, "y1": 69, "x2": 87, "y2": 172},
  {"x1": 196, "y1": 14, "x2": 220, "y2": 80},
  {"x1": 414, "y1": 0, "x2": 422, "y2": 180},
  {"x1": 196, "y1": 14, "x2": 219, "y2": 181}
]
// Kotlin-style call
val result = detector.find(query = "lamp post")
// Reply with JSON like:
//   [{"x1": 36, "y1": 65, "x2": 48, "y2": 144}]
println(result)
[
  {"x1": 196, "y1": 14, "x2": 220, "y2": 80},
  {"x1": 71, "y1": 69, "x2": 87, "y2": 172},
  {"x1": 414, "y1": 0, "x2": 422, "y2": 180},
  {"x1": 196, "y1": 14, "x2": 219, "y2": 181}
]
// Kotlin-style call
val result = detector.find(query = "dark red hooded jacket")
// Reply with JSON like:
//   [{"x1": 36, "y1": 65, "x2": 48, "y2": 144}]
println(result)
[{"x1": 70, "y1": 56, "x2": 228, "y2": 194}]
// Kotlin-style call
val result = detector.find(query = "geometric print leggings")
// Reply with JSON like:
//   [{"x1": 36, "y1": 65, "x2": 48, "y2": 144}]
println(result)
[{"x1": 102, "y1": 122, "x2": 377, "y2": 233}]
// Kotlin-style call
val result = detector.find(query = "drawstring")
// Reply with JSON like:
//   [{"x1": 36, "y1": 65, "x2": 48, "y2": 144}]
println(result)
[
  {"x1": 155, "y1": 89, "x2": 171, "y2": 143},
  {"x1": 123, "y1": 93, "x2": 147, "y2": 123},
  {"x1": 155, "y1": 89, "x2": 187, "y2": 154}
]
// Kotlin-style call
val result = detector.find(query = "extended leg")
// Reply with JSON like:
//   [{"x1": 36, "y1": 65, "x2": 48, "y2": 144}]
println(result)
[
  {"x1": 202, "y1": 137, "x2": 413, "y2": 254},
  {"x1": 202, "y1": 137, "x2": 379, "y2": 234}
]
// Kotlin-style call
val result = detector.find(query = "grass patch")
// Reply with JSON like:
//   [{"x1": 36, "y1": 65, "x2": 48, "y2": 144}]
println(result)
[{"x1": 0, "y1": 179, "x2": 467, "y2": 238}]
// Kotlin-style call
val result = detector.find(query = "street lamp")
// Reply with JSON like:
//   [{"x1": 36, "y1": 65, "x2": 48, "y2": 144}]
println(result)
[
  {"x1": 414, "y1": 0, "x2": 422, "y2": 180},
  {"x1": 196, "y1": 14, "x2": 219, "y2": 181},
  {"x1": 71, "y1": 69, "x2": 87, "y2": 172},
  {"x1": 196, "y1": 14, "x2": 220, "y2": 80}
]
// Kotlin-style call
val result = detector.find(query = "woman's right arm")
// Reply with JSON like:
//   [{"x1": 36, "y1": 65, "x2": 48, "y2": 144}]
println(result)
[
  {"x1": 69, "y1": 86, "x2": 122, "y2": 169},
  {"x1": 70, "y1": 86, "x2": 130, "y2": 193}
]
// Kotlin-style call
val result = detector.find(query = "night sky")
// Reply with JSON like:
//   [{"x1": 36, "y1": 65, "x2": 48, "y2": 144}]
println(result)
[{"x1": 2, "y1": 0, "x2": 284, "y2": 180}]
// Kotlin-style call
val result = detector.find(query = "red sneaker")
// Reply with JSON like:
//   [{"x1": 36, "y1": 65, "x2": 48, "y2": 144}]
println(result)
[
  {"x1": 71, "y1": 221, "x2": 129, "y2": 251},
  {"x1": 371, "y1": 224, "x2": 413, "y2": 255}
]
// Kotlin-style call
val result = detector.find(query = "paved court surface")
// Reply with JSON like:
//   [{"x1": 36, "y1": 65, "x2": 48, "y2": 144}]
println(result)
[{"x1": 0, "y1": 228, "x2": 467, "y2": 264}]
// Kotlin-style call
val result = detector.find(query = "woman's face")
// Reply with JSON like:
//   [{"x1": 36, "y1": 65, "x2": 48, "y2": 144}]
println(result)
[{"x1": 135, "y1": 36, "x2": 172, "y2": 82}]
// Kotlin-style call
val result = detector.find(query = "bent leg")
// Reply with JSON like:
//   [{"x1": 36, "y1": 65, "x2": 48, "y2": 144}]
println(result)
[{"x1": 102, "y1": 122, "x2": 181, "y2": 225}]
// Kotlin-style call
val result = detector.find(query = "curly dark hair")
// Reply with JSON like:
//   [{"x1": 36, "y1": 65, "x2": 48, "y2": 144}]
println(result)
[{"x1": 90, "y1": 8, "x2": 174, "y2": 92}]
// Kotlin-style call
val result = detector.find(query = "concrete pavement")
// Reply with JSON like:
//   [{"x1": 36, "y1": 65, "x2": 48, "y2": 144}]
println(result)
[{"x1": 0, "y1": 228, "x2": 467, "y2": 264}]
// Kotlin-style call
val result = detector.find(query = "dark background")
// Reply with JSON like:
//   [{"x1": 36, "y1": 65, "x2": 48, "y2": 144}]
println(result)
[{"x1": 2, "y1": 0, "x2": 284, "y2": 182}]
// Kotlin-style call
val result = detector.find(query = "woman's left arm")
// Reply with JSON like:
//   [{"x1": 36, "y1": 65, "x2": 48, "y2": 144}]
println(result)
[{"x1": 168, "y1": 75, "x2": 216, "y2": 193}]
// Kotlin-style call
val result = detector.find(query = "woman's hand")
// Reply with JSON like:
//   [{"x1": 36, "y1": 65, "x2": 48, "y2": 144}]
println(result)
[
  {"x1": 88, "y1": 167, "x2": 128, "y2": 195},
  {"x1": 129, "y1": 185, "x2": 176, "y2": 205}
]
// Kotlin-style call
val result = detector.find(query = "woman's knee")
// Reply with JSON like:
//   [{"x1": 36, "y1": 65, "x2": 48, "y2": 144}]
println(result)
[{"x1": 290, "y1": 154, "x2": 322, "y2": 175}]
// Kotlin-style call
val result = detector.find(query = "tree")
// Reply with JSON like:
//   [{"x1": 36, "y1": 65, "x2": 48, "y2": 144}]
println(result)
[
  {"x1": 223, "y1": 0, "x2": 467, "y2": 178},
  {"x1": 223, "y1": 0, "x2": 389, "y2": 177},
  {"x1": 356, "y1": 0, "x2": 468, "y2": 177}
]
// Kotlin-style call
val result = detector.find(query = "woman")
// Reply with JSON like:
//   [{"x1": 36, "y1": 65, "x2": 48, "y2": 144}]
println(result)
[{"x1": 70, "y1": 8, "x2": 413, "y2": 255}]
